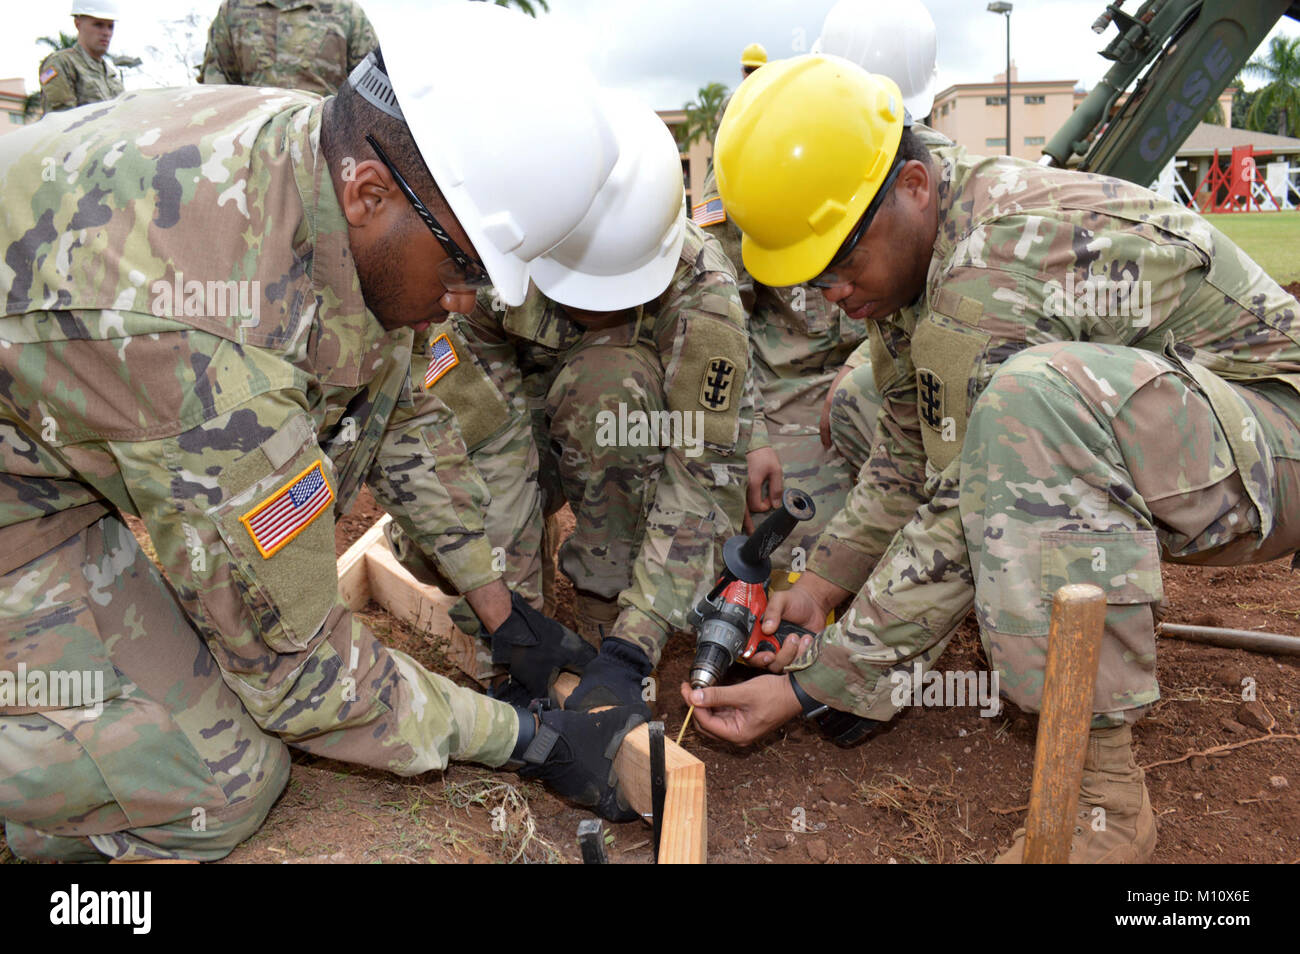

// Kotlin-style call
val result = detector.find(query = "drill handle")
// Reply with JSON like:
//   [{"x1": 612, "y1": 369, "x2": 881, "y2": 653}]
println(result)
[{"x1": 736, "y1": 488, "x2": 817, "y2": 570}]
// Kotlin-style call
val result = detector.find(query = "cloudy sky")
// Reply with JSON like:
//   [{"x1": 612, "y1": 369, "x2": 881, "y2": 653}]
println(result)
[{"x1": 3, "y1": 0, "x2": 1297, "y2": 107}]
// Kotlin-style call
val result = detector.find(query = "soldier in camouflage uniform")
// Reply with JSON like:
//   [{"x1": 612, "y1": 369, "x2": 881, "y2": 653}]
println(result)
[
  {"x1": 38, "y1": 5, "x2": 124, "y2": 116},
  {"x1": 200, "y1": 0, "x2": 377, "y2": 95},
  {"x1": 688, "y1": 57, "x2": 1300, "y2": 864},
  {"x1": 0, "y1": 21, "x2": 642, "y2": 861},
  {"x1": 390, "y1": 220, "x2": 764, "y2": 708},
  {"x1": 693, "y1": 122, "x2": 952, "y2": 568}
]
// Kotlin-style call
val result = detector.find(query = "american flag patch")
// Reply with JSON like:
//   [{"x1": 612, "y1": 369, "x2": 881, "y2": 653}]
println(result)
[
  {"x1": 691, "y1": 197, "x2": 726, "y2": 226},
  {"x1": 239, "y1": 460, "x2": 334, "y2": 558},
  {"x1": 424, "y1": 333, "x2": 459, "y2": 389},
  {"x1": 40, "y1": 67, "x2": 58, "y2": 85}
]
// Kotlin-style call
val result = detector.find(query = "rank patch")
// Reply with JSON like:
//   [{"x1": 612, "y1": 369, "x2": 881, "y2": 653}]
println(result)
[
  {"x1": 691, "y1": 197, "x2": 726, "y2": 227},
  {"x1": 916, "y1": 368, "x2": 945, "y2": 429},
  {"x1": 699, "y1": 356, "x2": 736, "y2": 411},
  {"x1": 424, "y1": 333, "x2": 459, "y2": 388},
  {"x1": 240, "y1": 460, "x2": 334, "y2": 558}
]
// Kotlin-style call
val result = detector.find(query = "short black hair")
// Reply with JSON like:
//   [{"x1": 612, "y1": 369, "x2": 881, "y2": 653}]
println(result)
[
  {"x1": 896, "y1": 126, "x2": 931, "y2": 167},
  {"x1": 325, "y1": 47, "x2": 448, "y2": 212}
]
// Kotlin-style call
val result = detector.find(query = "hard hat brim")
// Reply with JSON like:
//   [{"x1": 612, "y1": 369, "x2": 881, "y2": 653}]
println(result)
[{"x1": 532, "y1": 212, "x2": 686, "y2": 311}]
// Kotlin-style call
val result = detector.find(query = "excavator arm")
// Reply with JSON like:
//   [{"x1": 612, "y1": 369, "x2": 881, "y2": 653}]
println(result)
[{"x1": 1043, "y1": 0, "x2": 1300, "y2": 185}]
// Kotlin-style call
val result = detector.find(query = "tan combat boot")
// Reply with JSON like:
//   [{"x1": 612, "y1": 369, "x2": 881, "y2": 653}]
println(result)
[
  {"x1": 994, "y1": 724, "x2": 1156, "y2": 863},
  {"x1": 574, "y1": 591, "x2": 620, "y2": 649}
]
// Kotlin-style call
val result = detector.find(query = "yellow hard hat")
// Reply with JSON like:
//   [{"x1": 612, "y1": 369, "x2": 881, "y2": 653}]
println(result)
[
  {"x1": 740, "y1": 43, "x2": 768, "y2": 68},
  {"x1": 714, "y1": 55, "x2": 905, "y2": 287}
]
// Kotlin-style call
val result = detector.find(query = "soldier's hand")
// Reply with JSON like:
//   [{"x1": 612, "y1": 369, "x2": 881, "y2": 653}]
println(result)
[
  {"x1": 761, "y1": 586, "x2": 831, "y2": 636},
  {"x1": 516, "y1": 703, "x2": 644, "y2": 822},
  {"x1": 490, "y1": 591, "x2": 597, "y2": 700},
  {"x1": 749, "y1": 626, "x2": 815, "y2": 673},
  {"x1": 745, "y1": 446, "x2": 784, "y2": 516},
  {"x1": 679, "y1": 674, "x2": 802, "y2": 745},
  {"x1": 820, "y1": 364, "x2": 853, "y2": 449},
  {"x1": 560, "y1": 638, "x2": 653, "y2": 717}
]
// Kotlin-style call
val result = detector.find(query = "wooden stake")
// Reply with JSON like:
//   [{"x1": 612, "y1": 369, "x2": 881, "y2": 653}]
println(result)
[{"x1": 1023, "y1": 583, "x2": 1107, "y2": 865}]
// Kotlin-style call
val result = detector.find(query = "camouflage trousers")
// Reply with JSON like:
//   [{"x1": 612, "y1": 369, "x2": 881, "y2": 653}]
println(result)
[
  {"x1": 962, "y1": 342, "x2": 1300, "y2": 724},
  {"x1": 0, "y1": 516, "x2": 290, "y2": 861},
  {"x1": 761, "y1": 363, "x2": 882, "y2": 571}
]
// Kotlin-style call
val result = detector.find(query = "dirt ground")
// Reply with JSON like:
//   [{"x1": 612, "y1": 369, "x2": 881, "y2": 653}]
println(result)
[{"x1": 190, "y1": 485, "x2": 1295, "y2": 866}]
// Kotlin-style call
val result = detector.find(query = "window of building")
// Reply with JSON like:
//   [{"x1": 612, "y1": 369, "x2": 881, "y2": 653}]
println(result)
[
  {"x1": 7, "y1": 112, "x2": 24, "y2": 125},
  {"x1": 1024, "y1": 136, "x2": 1045, "y2": 145},
  {"x1": 985, "y1": 96, "x2": 1007, "y2": 106},
  {"x1": 1024, "y1": 95, "x2": 1045, "y2": 105},
  {"x1": 986, "y1": 137, "x2": 1007, "y2": 148}
]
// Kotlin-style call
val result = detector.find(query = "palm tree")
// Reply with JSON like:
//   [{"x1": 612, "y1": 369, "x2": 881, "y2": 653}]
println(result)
[
  {"x1": 677, "y1": 82, "x2": 729, "y2": 151},
  {"x1": 1243, "y1": 35, "x2": 1300, "y2": 137},
  {"x1": 37, "y1": 32, "x2": 79, "y2": 53},
  {"x1": 477, "y1": 0, "x2": 550, "y2": 15}
]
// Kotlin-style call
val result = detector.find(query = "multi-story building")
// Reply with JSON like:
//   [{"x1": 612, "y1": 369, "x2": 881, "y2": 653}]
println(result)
[
  {"x1": 0, "y1": 79, "x2": 33, "y2": 136},
  {"x1": 657, "y1": 109, "x2": 712, "y2": 213}
]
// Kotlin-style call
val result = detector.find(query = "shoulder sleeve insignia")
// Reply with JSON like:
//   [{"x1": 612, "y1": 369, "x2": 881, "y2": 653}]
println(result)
[
  {"x1": 240, "y1": 460, "x2": 334, "y2": 559},
  {"x1": 699, "y1": 356, "x2": 736, "y2": 411},
  {"x1": 916, "y1": 367, "x2": 946, "y2": 430},
  {"x1": 40, "y1": 67, "x2": 59, "y2": 85},
  {"x1": 691, "y1": 197, "x2": 726, "y2": 227},
  {"x1": 423, "y1": 332, "x2": 459, "y2": 388}
]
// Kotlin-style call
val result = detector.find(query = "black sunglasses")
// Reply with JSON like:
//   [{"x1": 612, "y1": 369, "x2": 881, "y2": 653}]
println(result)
[
  {"x1": 808, "y1": 156, "x2": 907, "y2": 289},
  {"x1": 364, "y1": 134, "x2": 490, "y2": 289}
]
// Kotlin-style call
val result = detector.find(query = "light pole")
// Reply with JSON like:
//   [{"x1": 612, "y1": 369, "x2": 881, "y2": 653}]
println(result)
[{"x1": 988, "y1": 2, "x2": 1012, "y2": 156}]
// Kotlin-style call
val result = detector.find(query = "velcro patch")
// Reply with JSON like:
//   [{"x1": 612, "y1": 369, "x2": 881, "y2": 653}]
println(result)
[
  {"x1": 691, "y1": 197, "x2": 726, "y2": 227},
  {"x1": 40, "y1": 67, "x2": 58, "y2": 85},
  {"x1": 916, "y1": 368, "x2": 945, "y2": 430},
  {"x1": 699, "y1": 356, "x2": 736, "y2": 411},
  {"x1": 240, "y1": 460, "x2": 334, "y2": 558},
  {"x1": 424, "y1": 333, "x2": 459, "y2": 388}
]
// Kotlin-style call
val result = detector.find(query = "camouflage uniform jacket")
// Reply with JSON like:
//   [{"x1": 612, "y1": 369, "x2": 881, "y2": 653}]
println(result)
[
  {"x1": 795, "y1": 145, "x2": 1300, "y2": 711},
  {"x1": 0, "y1": 87, "x2": 516, "y2": 770},
  {"x1": 200, "y1": 0, "x2": 378, "y2": 95},
  {"x1": 38, "y1": 42, "x2": 123, "y2": 116},
  {"x1": 466, "y1": 221, "x2": 757, "y2": 658}
]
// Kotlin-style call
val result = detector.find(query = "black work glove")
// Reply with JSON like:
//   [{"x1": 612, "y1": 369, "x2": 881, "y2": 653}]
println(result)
[
  {"x1": 513, "y1": 702, "x2": 645, "y2": 822},
  {"x1": 560, "y1": 637, "x2": 653, "y2": 716},
  {"x1": 490, "y1": 591, "x2": 596, "y2": 700}
]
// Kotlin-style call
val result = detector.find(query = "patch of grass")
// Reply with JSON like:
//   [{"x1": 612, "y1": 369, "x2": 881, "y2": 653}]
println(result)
[
  {"x1": 440, "y1": 775, "x2": 562, "y2": 864},
  {"x1": 1203, "y1": 211, "x2": 1300, "y2": 284}
]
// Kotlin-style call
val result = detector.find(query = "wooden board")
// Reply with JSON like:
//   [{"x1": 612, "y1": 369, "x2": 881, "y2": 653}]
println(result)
[
  {"x1": 553, "y1": 673, "x2": 707, "y2": 864},
  {"x1": 335, "y1": 521, "x2": 706, "y2": 863}
]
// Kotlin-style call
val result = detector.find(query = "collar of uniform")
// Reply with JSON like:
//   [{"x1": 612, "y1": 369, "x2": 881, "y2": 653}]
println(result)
[
  {"x1": 260, "y1": 0, "x2": 318, "y2": 9},
  {"x1": 292, "y1": 100, "x2": 393, "y2": 388},
  {"x1": 72, "y1": 41, "x2": 113, "y2": 76}
]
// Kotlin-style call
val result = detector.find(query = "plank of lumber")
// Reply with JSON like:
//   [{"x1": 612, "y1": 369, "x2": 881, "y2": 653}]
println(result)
[
  {"x1": 336, "y1": 514, "x2": 392, "y2": 610},
  {"x1": 363, "y1": 539, "x2": 484, "y2": 685},
  {"x1": 553, "y1": 673, "x2": 707, "y2": 864}
]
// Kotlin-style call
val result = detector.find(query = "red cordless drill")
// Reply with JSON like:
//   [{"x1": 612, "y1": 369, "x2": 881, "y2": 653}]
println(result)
[{"x1": 687, "y1": 488, "x2": 816, "y2": 689}]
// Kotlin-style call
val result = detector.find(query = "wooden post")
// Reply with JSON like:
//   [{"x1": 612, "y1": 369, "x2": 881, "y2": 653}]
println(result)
[{"x1": 1023, "y1": 583, "x2": 1107, "y2": 864}]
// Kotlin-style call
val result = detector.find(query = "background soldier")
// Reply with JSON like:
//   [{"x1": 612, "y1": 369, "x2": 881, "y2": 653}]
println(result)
[
  {"x1": 689, "y1": 55, "x2": 1300, "y2": 865},
  {"x1": 38, "y1": 2, "x2": 124, "y2": 116},
  {"x1": 200, "y1": 0, "x2": 377, "y2": 95}
]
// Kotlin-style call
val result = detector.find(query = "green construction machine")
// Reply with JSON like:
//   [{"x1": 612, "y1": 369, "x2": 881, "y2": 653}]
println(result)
[{"x1": 1042, "y1": 0, "x2": 1300, "y2": 185}]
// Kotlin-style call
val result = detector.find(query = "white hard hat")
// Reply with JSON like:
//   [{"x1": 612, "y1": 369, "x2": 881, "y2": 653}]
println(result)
[
  {"x1": 364, "y1": 4, "x2": 618, "y2": 307},
  {"x1": 816, "y1": 0, "x2": 939, "y2": 120},
  {"x1": 71, "y1": 0, "x2": 119, "y2": 17},
  {"x1": 530, "y1": 90, "x2": 686, "y2": 311}
]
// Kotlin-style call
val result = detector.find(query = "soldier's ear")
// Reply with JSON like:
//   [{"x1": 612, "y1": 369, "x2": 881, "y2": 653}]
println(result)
[
  {"x1": 337, "y1": 158, "x2": 399, "y2": 228},
  {"x1": 897, "y1": 159, "x2": 932, "y2": 214}
]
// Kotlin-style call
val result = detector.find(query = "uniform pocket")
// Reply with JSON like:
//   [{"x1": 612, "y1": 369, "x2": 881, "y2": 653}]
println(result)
[
  {"x1": 207, "y1": 440, "x2": 338, "y2": 654},
  {"x1": 0, "y1": 600, "x2": 123, "y2": 715},
  {"x1": 1039, "y1": 530, "x2": 1163, "y2": 606}
]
